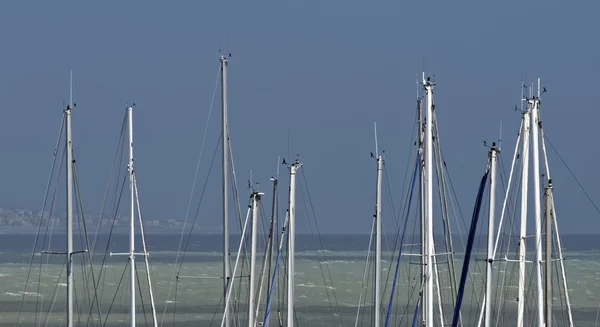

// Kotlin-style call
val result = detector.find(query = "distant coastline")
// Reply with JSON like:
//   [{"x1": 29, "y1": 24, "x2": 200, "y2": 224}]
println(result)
[{"x1": 0, "y1": 207, "x2": 215, "y2": 234}]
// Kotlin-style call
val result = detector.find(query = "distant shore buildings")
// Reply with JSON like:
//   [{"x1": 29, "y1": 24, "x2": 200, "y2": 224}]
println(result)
[{"x1": 0, "y1": 207, "x2": 187, "y2": 230}]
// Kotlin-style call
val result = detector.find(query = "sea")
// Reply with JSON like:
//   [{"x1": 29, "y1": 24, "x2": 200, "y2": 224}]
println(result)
[{"x1": 0, "y1": 233, "x2": 598, "y2": 327}]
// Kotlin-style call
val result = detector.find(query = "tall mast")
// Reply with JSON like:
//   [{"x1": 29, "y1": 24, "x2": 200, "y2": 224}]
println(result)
[
  {"x1": 538, "y1": 85, "x2": 574, "y2": 327},
  {"x1": 374, "y1": 123, "x2": 382, "y2": 327},
  {"x1": 531, "y1": 79, "x2": 544, "y2": 327},
  {"x1": 544, "y1": 181, "x2": 553, "y2": 327},
  {"x1": 417, "y1": 96, "x2": 425, "y2": 327},
  {"x1": 127, "y1": 105, "x2": 136, "y2": 327},
  {"x1": 517, "y1": 99, "x2": 531, "y2": 327},
  {"x1": 484, "y1": 142, "x2": 498, "y2": 327},
  {"x1": 267, "y1": 176, "x2": 278, "y2": 303},
  {"x1": 249, "y1": 191, "x2": 262, "y2": 327},
  {"x1": 423, "y1": 74, "x2": 434, "y2": 327},
  {"x1": 287, "y1": 160, "x2": 301, "y2": 327},
  {"x1": 65, "y1": 70, "x2": 74, "y2": 327},
  {"x1": 220, "y1": 55, "x2": 231, "y2": 327}
]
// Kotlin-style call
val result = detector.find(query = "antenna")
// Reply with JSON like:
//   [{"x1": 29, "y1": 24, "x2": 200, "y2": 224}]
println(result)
[
  {"x1": 499, "y1": 121, "x2": 503, "y2": 152},
  {"x1": 276, "y1": 156, "x2": 280, "y2": 178},
  {"x1": 416, "y1": 74, "x2": 419, "y2": 99},
  {"x1": 374, "y1": 122, "x2": 379, "y2": 157},
  {"x1": 69, "y1": 69, "x2": 73, "y2": 107},
  {"x1": 531, "y1": 82, "x2": 534, "y2": 98},
  {"x1": 520, "y1": 80, "x2": 525, "y2": 112}
]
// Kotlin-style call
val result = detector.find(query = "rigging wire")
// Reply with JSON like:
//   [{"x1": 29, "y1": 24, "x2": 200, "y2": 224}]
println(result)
[
  {"x1": 380, "y1": 153, "x2": 421, "y2": 327},
  {"x1": 299, "y1": 168, "x2": 344, "y2": 325},
  {"x1": 133, "y1": 175, "x2": 159, "y2": 327},
  {"x1": 432, "y1": 112, "x2": 480, "y2": 323},
  {"x1": 16, "y1": 113, "x2": 65, "y2": 327},
  {"x1": 384, "y1": 156, "x2": 418, "y2": 327},
  {"x1": 73, "y1": 160, "x2": 104, "y2": 326},
  {"x1": 381, "y1": 150, "x2": 416, "y2": 303},
  {"x1": 544, "y1": 135, "x2": 600, "y2": 216},
  {"x1": 86, "y1": 112, "x2": 130, "y2": 325},
  {"x1": 175, "y1": 136, "x2": 221, "y2": 271},
  {"x1": 451, "y1": 169, "x2": 489, "y2": 327},
  {"x1": 86, "y1": 114, "x2": 129, "y2": 322},
  {"x1": 35, "y1": 140, "x2": 66, "y2": 327},
  {"x1": 101, "y1": 261, "x2": 129, "y2": 327},
  {"x1": 83, "y1": 113, "x2": 129, "y2": 327},
  {"x1": 262, "y1": 211, "x2": 289, "y2": 326},
  {"x1": 91, "y1": 115, "x2": 127, "y2": 255},
  {"x1": 160, "y1": 65, "x2": 221, "y2": 326},
  {"x1": 40, "y1": 257, "x2": 67, "y2": 327},
  {"x1": 353, "y1": 218, "x2": 375, "y2": 327}
]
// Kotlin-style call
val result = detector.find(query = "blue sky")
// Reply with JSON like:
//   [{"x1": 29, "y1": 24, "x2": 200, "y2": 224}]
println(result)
[{"x1": 0, "y1": 1, "x2": 598, "y2": 234}]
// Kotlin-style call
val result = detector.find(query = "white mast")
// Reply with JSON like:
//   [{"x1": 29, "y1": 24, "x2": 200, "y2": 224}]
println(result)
[
  {"x1": 220, "y1": 55, "x2": 231, "y2": 327},
  {"x1": 531, "y1": 78, "x2": 544, "y2": 327},
  {"x1": 484, "y1": 142, "x2": 498, "y2": 327},
  {"x1": 65, "y1": 70, "x2": 74, "y2": 327},
  {"x1": 423, "y1": 73, "x2": 434, "y2": 327},
  {"x1": 127, "y1": 105, "x2": 136, "y2": 327},
  {"x1": 106, "y1": 105, "x2": 157, "y2": 327},
  {"x1": 287, "y1": 160, "x2": 301, "y2": 327},
  {"x1": 417, "y1": 96, "x2": 426, "y2": 327},
  {"x1": 374, "y1": 123, "x2": 382, "y2": 327},
  {"x1": 249, "y1": 191, "x2": 262, "y2": 327},
  {"x1": 544, "y1": 181, "x2": 553, "y2": 327},
  {"x1": 517, "y1": 98, "x2": 531, "y2": 327},
  {"x1": 538, "y1": 88, "x2": 574, "y2": 327}
]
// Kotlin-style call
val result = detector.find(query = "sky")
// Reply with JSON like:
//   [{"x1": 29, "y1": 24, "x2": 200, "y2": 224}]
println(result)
[{"x1": 0, "y1": 1, "x2": 598, "y2": 234}]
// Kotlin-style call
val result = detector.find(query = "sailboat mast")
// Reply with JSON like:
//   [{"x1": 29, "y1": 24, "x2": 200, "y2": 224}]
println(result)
[
  {"x1": 268, "y1": 176, "x2": 278, "y2": 298},
  {"x1": 544, "y1": 181, "x2": 553, "y2": 327},
  {"x1": 65, "y1": 70, "x2": 74, "y2": 327},
  {"x1": 531, "y1": 78, "x2": 544, "y2": 327},
  {"x1": 423, "y1": 74, "x2": 434, "y2": 327},
  {"x1": 484, "y1": 143, "x2": 497, "y2": 327},
  {"x1": 249, "y1": 191, "x2": 262, "y2": 327},
  {"x1": 220, "y1": 55, "x2": 231, "y2": 327},
  {"x1": 374, "y1": 154, "x2": 382, "y2": 327},
  {"x1": 287, "y1": 160, "x2": 301, "y2": 327},
  {"x1": 538, "y1": 112, "x2": 574, "y2": 327},
  {"x1": 517, "y1": 100, "x2": 531, "y2": 327},
  {"x1": 127, "y1": 105, "x2": 136, "y2": 327},
  {"x1": 417, "y1": 96, "x2": 425, "y2": 327}
]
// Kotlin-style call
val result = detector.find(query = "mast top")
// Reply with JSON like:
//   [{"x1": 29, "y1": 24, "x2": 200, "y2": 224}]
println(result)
[
  {"x1": 422, "y1": 72, "x2": 435, "y2": 87},
  {"x1": 291, "y1": 159, "x2": 302, "y2": 169}
]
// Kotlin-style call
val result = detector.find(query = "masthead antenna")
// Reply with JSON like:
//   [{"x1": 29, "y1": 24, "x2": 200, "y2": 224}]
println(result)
[
  {"x1": 499, "y1": 121, "x2": 503, "y2": 152},
  {"x1": 374, "y1": 122, "x2": 379, "y2": 157},
  {"x1": 520, "y1": 80, "x2": 525, "y2": 112},
  {"x1": 276, "y1": 156, "x2": 281, "y2": 178},
  {"x1": 69, "y1": 69, "x2": 73, "y2": 107},
  {"x1": 416, "y1": 74, "x2": 420, "y2": 99}
]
